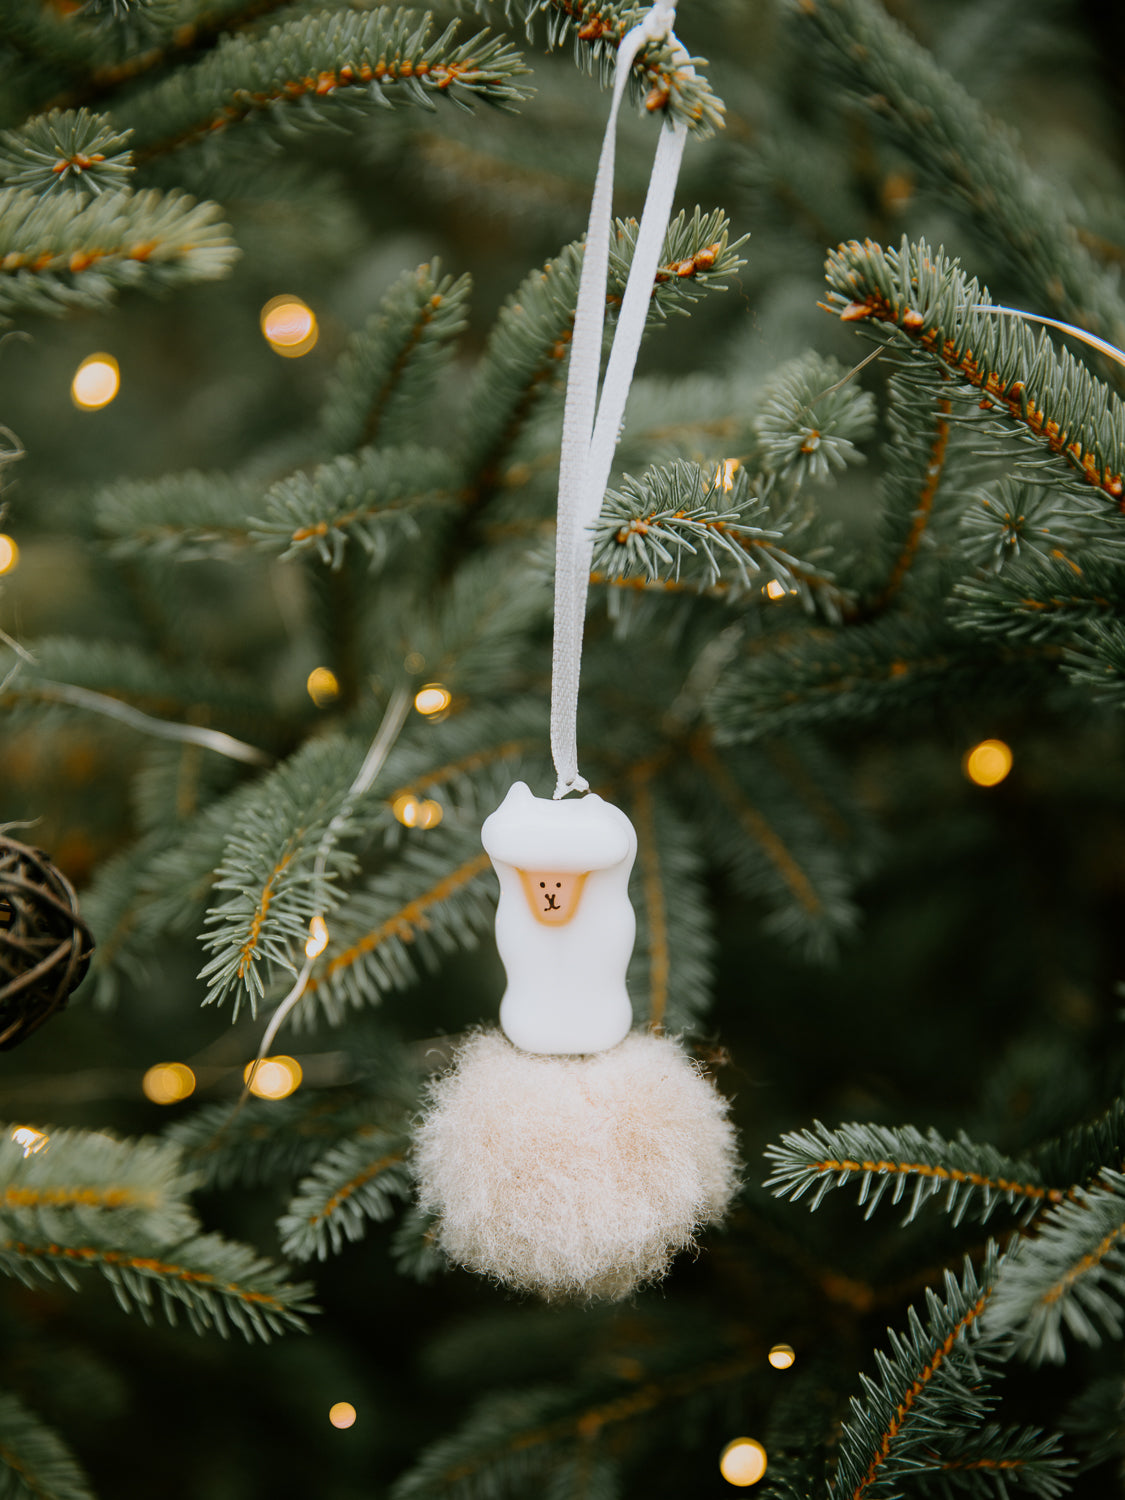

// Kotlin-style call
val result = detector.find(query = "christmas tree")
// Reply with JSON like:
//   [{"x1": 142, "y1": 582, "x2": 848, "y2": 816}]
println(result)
[{"x1": 2, "y1": 0, "x2": 1125, "y2": 1494}]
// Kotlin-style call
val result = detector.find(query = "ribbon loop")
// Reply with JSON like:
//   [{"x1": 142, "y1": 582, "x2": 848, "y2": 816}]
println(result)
[{"x1": 550, "y1": 2, "x2": 691, "y2": 799}]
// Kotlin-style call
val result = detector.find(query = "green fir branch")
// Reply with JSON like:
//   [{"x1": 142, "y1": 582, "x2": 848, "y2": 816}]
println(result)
[
  {"x1": 753, "y1": 351, "x2": 877, "y2": 485},
  {"x1": 986, "y1": 1169, "x2": 1125, "y2": 1364},
  {"x1": 625, "y1": 775, "x2": 714, "y2": 1033},
  {"x1": 475, "y1": 0, "x2": 725, "y2": 136},
  {"x1": 117, "y1": 11, "x2": 534, "y2": 160},
  {"x1": 94, "y1": 471, "x2": 261, "y2": 562},
  {"x1": 0, "y1": 185, "x2": 236, "y2": 322},
  {"x1": 954, "y1": 554, "x2": 1125, "y2": 649},
  {"x1": 0, "y1": 1391, "x2": 95, "y2": 1500},
  {"x1": 903, "y1": 1423, "x2": 1071, "y2": 1500},
  {"x1": 0, "y1": 108, "x2": 133, "y2": 198},
  {"x1": 460, "y1": 207, "x2": 745, "y2": 499},
  {"x1": 592, "y1": 459, "x2": 847, "y2": 616},
  {"x1": 823, "y1": 237, "x2": 1125, "y2": 508},
  {"x1": 0, "y1": 1230, "x2": 314, "y2": 1340},
  {"x1": 829, "y1": 1251, "x2": 999, "y2": 1500},
  {"x1": 795, "y1": 0, "x2": 1125, "y2": 347},
  {"x1": 251, "y1": 445, "x2": 460, "y2": 568},
  {"x1": 320, "y1": 260, "x2": 472, "y2": 453},
  {"x1": 0, "y1": 1125, "x2": 198, "y2": 1248},
  {"x1": 765, "y1": 1121, "x2": 1062, "y2": 1227},
  {"x1": 278, "y1": 1129, "x2": 412, "y2": 1260}
]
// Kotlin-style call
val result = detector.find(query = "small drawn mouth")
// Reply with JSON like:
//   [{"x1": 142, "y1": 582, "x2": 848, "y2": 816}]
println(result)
[{"x1": 544, "y1": 894, "x2": 559, "y2": 911}]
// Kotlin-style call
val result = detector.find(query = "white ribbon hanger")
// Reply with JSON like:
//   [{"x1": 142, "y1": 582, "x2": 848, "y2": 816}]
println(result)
[{"x1": 550, "y1": 0, "x2": 693, "y2": 798}]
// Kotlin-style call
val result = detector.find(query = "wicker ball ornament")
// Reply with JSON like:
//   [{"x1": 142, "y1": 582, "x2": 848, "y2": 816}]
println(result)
[{"x1": 0, "y1": 834, "x2": 93, "y2": 1049}]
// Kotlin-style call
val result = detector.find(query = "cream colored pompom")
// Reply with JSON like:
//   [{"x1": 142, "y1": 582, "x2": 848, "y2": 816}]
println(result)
[{"x1": 412, "y1": 1028, "x2": 739, "y2": 1300}]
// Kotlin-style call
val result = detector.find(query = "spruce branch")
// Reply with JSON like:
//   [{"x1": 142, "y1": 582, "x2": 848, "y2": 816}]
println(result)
[
  {"x1": 461, "y1": 206, "x2": 745, "y2": 501},
  {"x1": 277, "y1": 1129, "x2": 412, "y2": 1260},
  {"x1": 986, "y1": 1169, "x2": 1125, "y2": 1364},
  {"x1": 0, "y1": 1391, "x2": 95, "y2": 1500},
  {"x1": 117, "y1": 11, "x2": 534, "y2": 161},
  {"x1": 0, "y1": 185, "x2": 236, "y2": 322},
  {"x1": 903, "y1": 1423, "x2": 1072, "y2": 1500},
  {"x1": 794, "y1": 0, "x2": 1125, "y2": 347},
  {"x1": 0, "y1": 1231, "x2": 314, "y2": 1340},
  {"x1": 0, "y1": 1125, "x2": 198, "y2": 1247},
  {"x1": 830, "y1": 1251, "x2": 1000, "y2": 1500},
  {"x1": 0, "y1": 108, "x2": 133, "y2": 198},
  {"x1": 753, "y1": 351, "x2": 877, "y2": 485},
  {"x1": 765, "y1": 1121, "x2": 1064, "y2": 1227},
  {"x1": 823, "y1": 237, "x2": 1125, "y2": 506},
  {"x1": 592, "y1": 459, "x2": 848, "y2": 617},
  {"x1": 477, "y1": 0, "x2": 725, "y2": 136},
  {"x1": 251, "y1": 445, "x2": 460, "y2": 568},
  {"x1": 954, "y1": 554, "x2": 1125, "y2": 649},
  {"x1": 320, "y1": 260, "x2": 472, "y2": 454},
  {"x1": 94, "y1": 471, "x2": 260, "y2": 561}
]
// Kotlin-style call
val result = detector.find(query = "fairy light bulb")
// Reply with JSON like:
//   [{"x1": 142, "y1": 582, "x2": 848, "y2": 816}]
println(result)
[
  {"x1": 306, "y1": 667, "x2": 340, "y2": 707},
  {"x1": 765, "y1": 579, "x2": 787, "y2": 600},
  {"x1": 414, "y1": 683, "x2": 451, "y2": 717},
  {"x1": 0, "y1": 535, "x2": 18, "y2": 574},
  {"x1": 328, "y1": 1403, "x2": 357, "y2": 1429},
  {"x1": 142, "y1": 1062, "x2": 196, "y2": 1105},
  {"x1": 963, "y1": 738, "x2": 1013, "y2": 788},
  {"x1": 10, "y1": 1126, "x2": 49, "y2": 1157},
  {"x1": 244, "y1": 1055, "x2": 303, "y2": 1100},
  {"x1": 260, "y1": 295, "x2": 318, "y2": 357},
  {"x1": 305, "y1": 915, "x2": 329, "y2": 958},
  {"x1": 393, "y1": 793, "x2": 421, "y2": 827},
  {"x1": 71, "y1": 353, "x2": 119, "y2": 410},
  {"x1": 768, "y1": 1344, "x2": 795, "y2": 1370},
  {"x1": 718, "y1": 458, "x2": 740, "y2": 492},
  {"x1": 720, "y1": 1439, "x2": 767, "y2": 1487}
]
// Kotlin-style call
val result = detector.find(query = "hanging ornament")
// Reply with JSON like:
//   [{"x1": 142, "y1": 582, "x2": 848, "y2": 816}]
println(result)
[
  {"x1": 0, "y1": 832, "x2": 94, "y2": 1049},
  {"x1": 413, "y1": 2, "x2": 739, "y2": 1300}
]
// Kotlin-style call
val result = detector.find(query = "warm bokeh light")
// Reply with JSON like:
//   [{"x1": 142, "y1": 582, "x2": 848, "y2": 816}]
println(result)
[
  {"x1": 260, "y1": 295, "x2": 318, "y2": 357},
  {"x1": 720, "y1": 1439, "x2": 768, "y2": 1487},
  {"x1": 142, "y1": 1062, "x2": 196, "y2": 1105},
  {"x1": 765, "y1": 579, "x2": 787, "y2": 600},
  {"x1": 391, "y1": 793, "x2": 443, "y2": 829},
  {"x1": 963, "y1": 738, "x2": 1013, "y2": 788},
  {"x1": 768, "y1": 1344, "x2": 795, "y2": 1370},
  {"x1": 328, "y1": 1402, "x2": 357, "y2": 1429},
  {"x1": 0, "y1": 534, "x2": 18, "y2": 575},
  {"x1": 71, "y1": 353, "x2": 120, "y2": 410},
  {"x1": 718, "y1": 458, "x2": 740, "y2": 492},
  {"x1": 414, "y1": 683, "x2": 451, "y2": 717},
  {"x1": 10, "y1": 1126, "x2": 49, "y2": 1157},
  {"x1": 305, "y1": 914, "x2": 329, "y2": 958},
  {"x1": 244, "y1": 1055, "x2": 303, "y2": 1100},
  {"x1": 306, "y1": 666, "x2": 340, "y2": 707}
]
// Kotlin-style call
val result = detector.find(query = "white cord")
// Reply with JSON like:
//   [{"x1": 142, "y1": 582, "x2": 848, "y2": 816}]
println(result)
[{"x1": 550, "y1": 1, "x2": 693, "y2": 798}]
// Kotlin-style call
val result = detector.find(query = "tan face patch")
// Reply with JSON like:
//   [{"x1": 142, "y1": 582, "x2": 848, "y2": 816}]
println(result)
[{"x1": 517, "y1": 869, "x2": 588, "y2": 926}]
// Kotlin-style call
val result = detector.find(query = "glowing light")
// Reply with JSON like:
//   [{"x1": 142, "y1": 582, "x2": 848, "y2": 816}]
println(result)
[
  {"x1": 393, "y1": 793, "x2": 421, "y2": 827},
  {"x1": 260, "y1": 295, "x2": 318, "y2": 357},
  {"x1": 10, "y1": 1126, "x2": 49, "y2": 1157},
  {"x1": 0, "y1": 535, "x2": 18, "y2": 574},
  {"x1": 765, "y1": 579, "x2": 787, "y2": 600},
  {"x1": 414, "y1": 683, "x2": 451, "y2": 717},
  {"x1": 720, "y1": 1439, "x2": 767, "y2": 1487},
  {"x1": 718, "y1": 458, "x2": 741, "y2": 492},
  {"x1": 244, "y1": 1055, "x2": 303, "y2": 1100},
  {"x1": 306, "y1": 667, "x2": 340, "y2": 707},
  {"x1": 329, "y1": 1402, "x2": 357, "y2": 1429},
  {"x1": 305, "y1": 915, "x2": 329, "y2": 959},
  {"x1": 142, "y1": 1062, "x2": 196, "y2": 1105},
  {"x1": 71, "y1": 353, "x2": 120, "y2": 410},
  {"x1": 963, "y1": 738, "x2": 1013, "y2": 788},
  {"x1": 416, "y1": 799, "x2": 443, "y2": 829},
  {"x1": 768, "y1": 1344, "x2": 795, "y2": 1370}
]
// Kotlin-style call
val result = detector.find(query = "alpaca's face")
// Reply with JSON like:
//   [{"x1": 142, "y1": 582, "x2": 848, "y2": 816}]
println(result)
[{"x1": 517, "y1": 869, "x2": 589, "y2": 925}]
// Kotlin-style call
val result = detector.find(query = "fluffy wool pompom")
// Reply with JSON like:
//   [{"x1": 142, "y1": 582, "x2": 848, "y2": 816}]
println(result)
[{"x1": 412, "y1": 1029, "x2": 739, "y2": 1300}]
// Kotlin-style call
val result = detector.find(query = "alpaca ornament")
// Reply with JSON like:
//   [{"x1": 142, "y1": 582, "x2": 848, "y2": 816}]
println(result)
[{"x1": 413, "y1": 783, "x2": 739, "y2": 1301}]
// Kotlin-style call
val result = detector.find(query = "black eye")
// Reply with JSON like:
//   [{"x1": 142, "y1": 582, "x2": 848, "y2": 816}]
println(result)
[
  {"x1": 539, "y1": 881, "x2": 545, "y2": 888},
  {"x1": 555, "y1": 882, "x2": 562, "y2": 888}
]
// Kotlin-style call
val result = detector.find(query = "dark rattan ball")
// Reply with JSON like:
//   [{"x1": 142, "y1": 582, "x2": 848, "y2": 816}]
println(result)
[{"x1": 0, "y1": 834, "x2": 93, "y2": 1050}]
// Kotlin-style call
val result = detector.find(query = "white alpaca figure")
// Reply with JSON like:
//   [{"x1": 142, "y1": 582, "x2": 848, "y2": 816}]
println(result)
[{"x1": 481, "y1": 781, "x2": 636, "y2": 1055}]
